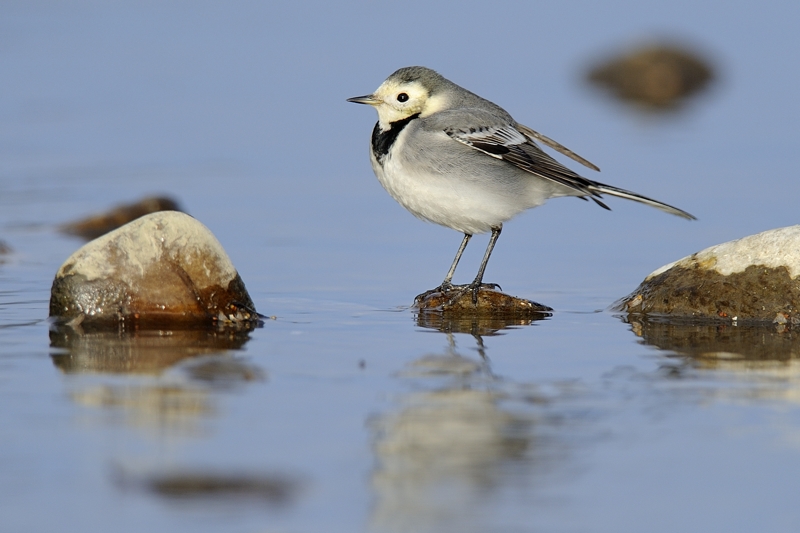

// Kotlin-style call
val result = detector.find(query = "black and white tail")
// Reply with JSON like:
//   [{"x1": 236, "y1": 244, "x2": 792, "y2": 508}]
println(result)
[{"x1": 587, "y1": 182, "x2": 696, "y2": 220}]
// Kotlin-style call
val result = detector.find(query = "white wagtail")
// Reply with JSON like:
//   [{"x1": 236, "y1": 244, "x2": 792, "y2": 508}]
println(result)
[{"x1": 348, "y1": 66, "x2": 695, "y2": 302}]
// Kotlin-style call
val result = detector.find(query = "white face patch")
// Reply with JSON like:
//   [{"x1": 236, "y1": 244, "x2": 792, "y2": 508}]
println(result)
[
  {"x1": 371, "y1": 80, "x2": 430, "y2": 128},
  {"x1": 419, "y1": 91, "x2": 450, "y2": 117}
]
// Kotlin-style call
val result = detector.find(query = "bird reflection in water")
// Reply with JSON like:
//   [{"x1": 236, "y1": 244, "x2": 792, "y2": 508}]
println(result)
[{"x1": 369, "y1": 309, "x2": 550, "y2": 532}]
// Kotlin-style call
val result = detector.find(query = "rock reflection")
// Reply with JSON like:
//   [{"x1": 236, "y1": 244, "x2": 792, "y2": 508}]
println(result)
[
  {"x1": 71, "y1": 384, "x2": 213, "y2": 433},
  {"x1": 51, "y1": 323, "x2": 261, "y2": 433},
  {"x1": 625, "y1": 317, "x2": 800, "y2": 402},
  {"x1": 625, "y1": 317, "x2": 800, "y2": 364},
  {"x1": 370, "y1": 334, "x2": 532, "y2": 533},
  {"x1": 416, "y1": 310, "x2": 549, "y2": 337},
  {"x1": 113, "y1": 467, "x2": 301, "y2": 505},
  {"x1": 50, "y1": 324, "x2": 254, "y2": 374},
  {"x1": 0, "y1": 240, "x2": 11, "y2": 263}
]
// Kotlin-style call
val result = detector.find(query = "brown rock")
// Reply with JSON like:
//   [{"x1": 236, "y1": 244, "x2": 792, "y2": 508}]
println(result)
[
  {"x1": 617, "y1": 226, "x2": 800, "y2": 323},
  {"x1": 61, "y1": 196, "x2": 183, "y2": 240},
  {"x1": 49, "y1": 211, "x2": 259, "y2": 328},
  {"x1": 415, "y1": 288, "x2": 552, "y2": 331},
  {"x1": 587, "y1": 43, "x2": 715, "y2": 110}
]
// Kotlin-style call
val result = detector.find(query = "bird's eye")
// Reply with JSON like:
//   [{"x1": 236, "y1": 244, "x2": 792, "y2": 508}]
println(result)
[{"x1": 397, "y1": 93, "x2": 409, "y2": 102}]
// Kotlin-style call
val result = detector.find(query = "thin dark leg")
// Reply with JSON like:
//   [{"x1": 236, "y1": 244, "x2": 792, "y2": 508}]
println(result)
[
  {"x1": 467, "y1": 225, "x2": 503, "y2": 302},
  {"x1": 414, "y1": 226, "x2": 503, "y2": 305},
  {"x1": 414, "y1": 233, "x2": 472, "y2": 303},
  {"x1": 441, "y1": 233, "x2": 471, "y2": 290},
  {"x1": 471, "y1": 225, "x2": 501, "y2": 287}
]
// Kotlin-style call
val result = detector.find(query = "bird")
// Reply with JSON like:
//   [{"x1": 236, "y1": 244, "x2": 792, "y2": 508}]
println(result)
[{"x1": 347, "y1": 66, "x2": 695, "y2": 304}]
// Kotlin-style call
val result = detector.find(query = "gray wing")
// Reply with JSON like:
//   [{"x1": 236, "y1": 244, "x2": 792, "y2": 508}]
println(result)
[
  {"x1": 443, "y1": 117, "x2": 609, "y2": 206},
  {"x1": 438, "y1": 110, "x2": 695, "y2": 219}
]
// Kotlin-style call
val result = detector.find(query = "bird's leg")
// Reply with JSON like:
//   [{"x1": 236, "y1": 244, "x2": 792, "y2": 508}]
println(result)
[
  {"x1": 414, "y1": 233, "x2": 471, "y2": 303},
  {"x1": 466, "y1": 225, "x2": 503, "y2": 303},
  {"x1": 439, "y1": 233, "x2": 471, "y2": 292}
]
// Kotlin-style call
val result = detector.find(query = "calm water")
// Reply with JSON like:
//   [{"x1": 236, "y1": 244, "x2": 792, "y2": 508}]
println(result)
[{"x1": 2, "y1": 2, "x2": 800, "y2": 532}]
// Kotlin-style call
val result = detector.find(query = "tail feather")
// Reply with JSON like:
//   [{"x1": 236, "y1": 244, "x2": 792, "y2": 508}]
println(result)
[{"x1": 587, "y1": 183, "x2": 696, "y2": 220}]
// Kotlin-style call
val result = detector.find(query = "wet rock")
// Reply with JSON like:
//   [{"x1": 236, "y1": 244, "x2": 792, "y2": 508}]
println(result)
[
  {"x1": 415, "y1": 287, "x2": 552, "y2": 320},
  {"x1": 49, "y1": 211, "x2": 259, "y2": 328},
  {"x1": 586, "y1": 42, "x2": 715, "y2": 111},
  {"x1": 617, "y1": 225, "x2": 800, "y2": 323},
  {"x1": 50, "y1": 326, "x2": 253, "y2": 374},
  {"x1": 60, "y1": 196, "x2": 183, "y2": 240}
]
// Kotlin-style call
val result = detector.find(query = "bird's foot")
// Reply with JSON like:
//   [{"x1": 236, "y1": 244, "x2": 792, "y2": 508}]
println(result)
[
  {"x1": 414, "y1": 283, "x2": 459, "y2": 304},
  {"x1": 414, "y1": 281, "x2": 502, "y2": 306},
  {"x1": 464, "y1": 281, "x2": 502, "y2": 305}
]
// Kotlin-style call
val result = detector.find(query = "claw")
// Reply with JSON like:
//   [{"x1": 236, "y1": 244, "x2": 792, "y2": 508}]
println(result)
[{"x1": 416, "y1": 281, "x2": 502, "y2": 307}]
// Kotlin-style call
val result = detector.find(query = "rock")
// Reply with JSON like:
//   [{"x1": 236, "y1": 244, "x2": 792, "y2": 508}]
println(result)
[
  {"x1": 586, "y1": 43, "x2": 715, "y2": 111},
  {"x1": 415, "y1": 287, "x2": 552, "y2": 318},
  {"x1": 617, "y1": 225, "x2": 800, "y2": 323},
  {"x1": 49, "y1": 211, "x2": 259, "y2": 328},
  {"x1": 60, "y1": 196, "x2": 183, "y2": 240}
]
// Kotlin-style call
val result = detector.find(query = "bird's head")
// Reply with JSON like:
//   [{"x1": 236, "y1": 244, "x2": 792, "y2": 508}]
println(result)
[{"x1": 348, "y1": 66, "x2": 450, "y2": 129}]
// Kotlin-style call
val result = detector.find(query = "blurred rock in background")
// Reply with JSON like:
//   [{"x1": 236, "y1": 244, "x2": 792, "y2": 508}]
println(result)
[
  {"x1": 61, "y1": 195, "x2": 183, "y2": 240},
  {"x1": 585, "y1": 42, "x2": 716, "y2": 111}
]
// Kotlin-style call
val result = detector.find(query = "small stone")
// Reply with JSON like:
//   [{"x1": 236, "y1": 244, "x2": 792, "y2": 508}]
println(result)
[
  {"x1": 49, "y1": 211, "x2": 259, "y2": 327},
  {"x1": 61, "y1": 196, "x2": 183, "y2": 240},
  {"x1": 415, "y1": 287, "x2": 552, "y2": 315},
  {"x1": 617, "y1": 225, "x2": 800, "y2": 323},
  {"x1": 586, "y1": 43, "x2": 715, "y2": 111},
  {"x1": 414, "y1": 288, "x2": 552, "y2": 335}
]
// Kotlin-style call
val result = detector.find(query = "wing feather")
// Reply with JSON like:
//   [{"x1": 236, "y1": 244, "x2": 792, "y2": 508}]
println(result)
[
  {"x1": 443, "y1": 121, "x2": 695, "y2": 219},
  {"x1": 445, "y1": 123, "x2": 602, "y2": 197}
]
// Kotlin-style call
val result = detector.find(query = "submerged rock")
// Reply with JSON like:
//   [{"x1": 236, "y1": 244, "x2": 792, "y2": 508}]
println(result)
[
  {"x1": 617, "y1": 225, "x2": 800, "y2": 323},
  {"x1": 50, "y1": 211, "x2": 259, "y2": 328},
  {"x1": 60, "y1": 196, "x2": 183, "y2": 240},
  {"x1": 586, "y1": 42, "x2": 715, "y2": 111}
]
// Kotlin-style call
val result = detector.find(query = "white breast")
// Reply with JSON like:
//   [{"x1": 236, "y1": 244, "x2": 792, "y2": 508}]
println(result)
[{"x1": 370, "y1": 127, "x2": 557, "y2": 235}]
